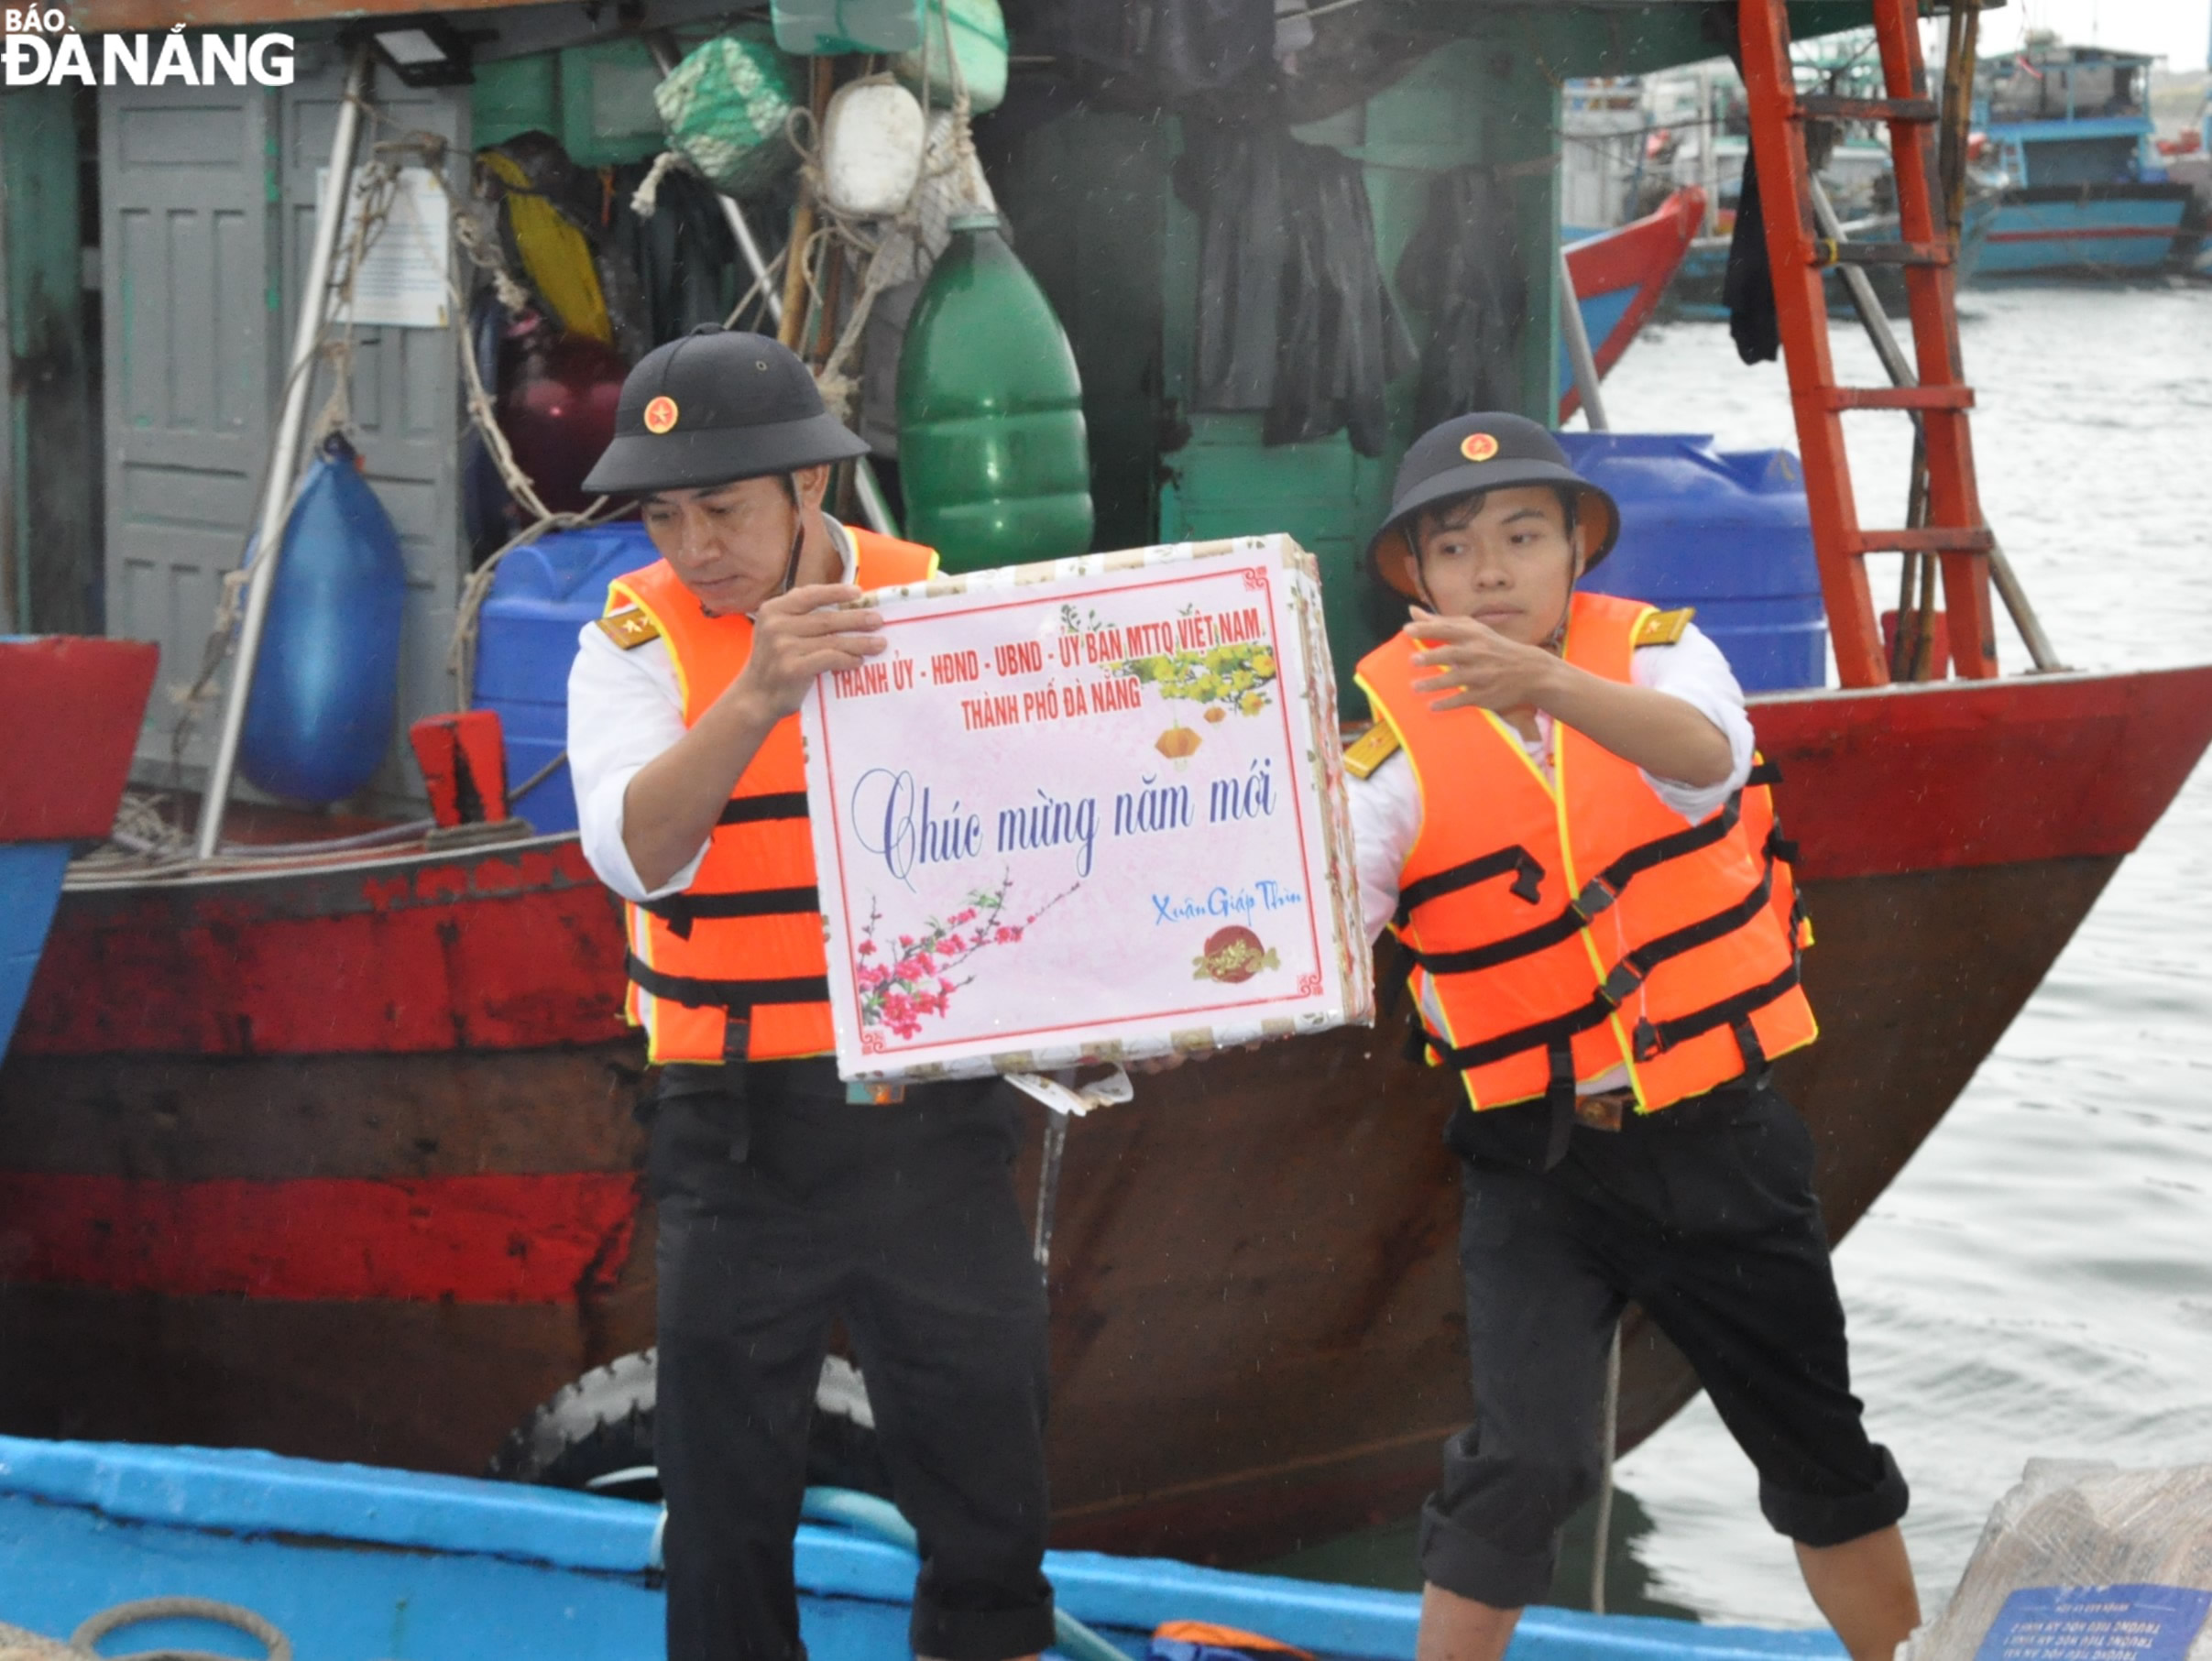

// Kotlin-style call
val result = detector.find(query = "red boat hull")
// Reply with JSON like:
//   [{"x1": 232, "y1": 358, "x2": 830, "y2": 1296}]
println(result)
[
  {"x1": 3, "y1": 666, "x2": 2208, "y2": 1560},
  {"x1": 1560, "y1": 188, "x2": 1705, "y2": 425}
]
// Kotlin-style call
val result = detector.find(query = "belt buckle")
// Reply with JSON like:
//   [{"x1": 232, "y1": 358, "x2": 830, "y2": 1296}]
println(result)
[{"x1": 1572, "y1": 1092, "x2": 1627, "y2": 1132}]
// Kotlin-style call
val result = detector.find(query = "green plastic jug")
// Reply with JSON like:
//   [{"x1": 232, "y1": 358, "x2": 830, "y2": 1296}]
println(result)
[{"x1": 897, "y1": 212, "x2": 1094, "y2": 571}]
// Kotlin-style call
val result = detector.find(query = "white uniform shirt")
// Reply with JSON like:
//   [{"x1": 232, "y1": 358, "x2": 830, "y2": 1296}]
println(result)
[
  {"x1": 1349, "y1": 620, "x2": 1756, "y2": 1094},
  {"x1": 566, "y1": 519, "x2": 860, "y2": 905}
]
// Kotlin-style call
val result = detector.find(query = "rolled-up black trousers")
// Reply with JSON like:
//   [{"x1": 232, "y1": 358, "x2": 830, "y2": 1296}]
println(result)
[
  {"x1": 651, "y1": 1060, "x2": 1056, "y2": 1661},
  {"x1": 1419, "y1": 1082, "x2": 1910, "y2": 1608}
]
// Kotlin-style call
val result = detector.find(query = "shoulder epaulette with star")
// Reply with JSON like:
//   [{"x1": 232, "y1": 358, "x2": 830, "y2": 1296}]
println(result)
[
  {"x1": 1633, "y1": 606, "x2": 1696, "y2": 648},
  {"x1": 1343, "y1": 721, "x2": 1402, "y2": 781},
  {"x1": 597, "y1": 607, "x2": 663, "y2": 650}
]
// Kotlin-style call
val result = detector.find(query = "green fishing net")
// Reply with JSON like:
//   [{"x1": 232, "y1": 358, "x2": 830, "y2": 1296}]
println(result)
[{"x1": 655, "y1": 27, "x2": 803, "y2": 198}]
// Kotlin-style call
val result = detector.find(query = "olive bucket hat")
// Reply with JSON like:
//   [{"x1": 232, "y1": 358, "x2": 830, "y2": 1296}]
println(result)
[
  {"x1": 582, "y1": 325, "x2": 869, "y2": 497},
  {"x1": 1365, "y1": 412, "x2": 1622, "y2": 599}
]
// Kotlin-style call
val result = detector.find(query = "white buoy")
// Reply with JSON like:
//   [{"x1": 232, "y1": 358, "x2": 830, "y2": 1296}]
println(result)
[{"x1": 822, "y1": 81, "x2": 926, "y2": 220}]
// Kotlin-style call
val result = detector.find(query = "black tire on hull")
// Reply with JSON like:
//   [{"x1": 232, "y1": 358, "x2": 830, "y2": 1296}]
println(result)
[{"x1": 487, "y1": 1350, "x2": 893, "y2": 1503}]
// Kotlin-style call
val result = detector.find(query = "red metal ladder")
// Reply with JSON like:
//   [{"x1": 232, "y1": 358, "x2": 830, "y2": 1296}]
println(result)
[{"x1": 1737, "y1": 0, "x2": 1998, "y2": 687}]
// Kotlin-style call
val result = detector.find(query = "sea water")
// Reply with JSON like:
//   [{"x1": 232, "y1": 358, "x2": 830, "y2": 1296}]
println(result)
[{"x1": 1602, "y1": 279, "x2": 2212, "y2": 1625}]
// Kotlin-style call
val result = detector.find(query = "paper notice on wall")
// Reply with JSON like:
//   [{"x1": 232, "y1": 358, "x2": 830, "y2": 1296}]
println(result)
[
  {"x1": 316, "y1": 165, "x2": 451, "y2": 330},
  {"x1": 800, "y1": 534, "x2": 1373, "y2": 1084}
]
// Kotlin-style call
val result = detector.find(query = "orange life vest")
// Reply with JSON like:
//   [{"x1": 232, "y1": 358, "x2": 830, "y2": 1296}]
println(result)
[
  {"x1": 605, "y1": 526, "x2": 939, "y2": 1065},
  {"x1": 1354, "y1": 591, "x2": 1815, "y2": 1118}
]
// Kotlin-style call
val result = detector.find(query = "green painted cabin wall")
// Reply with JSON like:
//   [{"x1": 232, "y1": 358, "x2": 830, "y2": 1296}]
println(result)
[{"x1": 1, "y1": 86, "x2": 98, "y2": 636}]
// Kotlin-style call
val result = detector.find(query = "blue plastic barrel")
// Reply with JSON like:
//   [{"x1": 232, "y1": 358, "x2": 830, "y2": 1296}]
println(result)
[
  {"x1": 1557, "y1": 433, "x2": 1826, "y2": 693},
  {"x1": 471, "y1": 523, "x2": 659, "y2": 834}
]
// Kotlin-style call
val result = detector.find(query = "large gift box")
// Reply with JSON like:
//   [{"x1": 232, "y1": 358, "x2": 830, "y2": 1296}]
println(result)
[{"x1": 799, "y1": 534, "x2": 1374, "y2": 1084}]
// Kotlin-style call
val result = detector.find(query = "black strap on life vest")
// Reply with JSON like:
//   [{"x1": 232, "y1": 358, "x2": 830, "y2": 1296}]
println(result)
[
  {"x1": 1631, "y1": 958, "x2": 1801, "y2": 1063},
  {"x1": 1594, "y1": 858, "x2": 1778, "y2": 1008},
  {"x1": 624, "y1": 952, "x2": 830, "y2": 1013},
  {"x1": 1412, "y1": 853, "x2": 1779, "y2": 1074},
  {"x1": 1542, "y1": 1041, "x2": 1578, "y2": 1170},
  {"x1": 718, "y1": 792, "x2": 809, "y2": 825},
  {"x1": 1393, "y1": 845, "x2": 1545, "y2": 929},
  {"x1": 1401, "y1": 791, "x2": 1747, "y2": 977},
  {"x1": 640, "y1": 884, "x2": 821, "y2": 942}
]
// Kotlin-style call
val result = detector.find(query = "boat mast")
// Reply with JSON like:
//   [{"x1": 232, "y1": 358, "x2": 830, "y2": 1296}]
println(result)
[{"x1": 195, "y1": 48, "x2": 372, "y2": 859}]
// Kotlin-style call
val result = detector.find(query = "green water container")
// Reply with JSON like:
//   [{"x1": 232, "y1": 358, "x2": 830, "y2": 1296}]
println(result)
[
  {"x1": 772, "y1": 0, "x2": 922, "y2": 55},
  {"x1": 897, "y1": 212, "x2": 1093, "y2": 570}
]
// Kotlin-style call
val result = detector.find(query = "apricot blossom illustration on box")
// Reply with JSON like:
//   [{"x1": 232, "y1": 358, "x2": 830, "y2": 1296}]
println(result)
[{"x1": 855, "y1": 874, "x2": 1077, "y2": 1044}]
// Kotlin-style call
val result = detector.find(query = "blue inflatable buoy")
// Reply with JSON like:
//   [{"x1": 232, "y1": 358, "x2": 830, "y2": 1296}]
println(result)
[{"x1": 238, "y1": 435, "x2": 409, "y2": 803}]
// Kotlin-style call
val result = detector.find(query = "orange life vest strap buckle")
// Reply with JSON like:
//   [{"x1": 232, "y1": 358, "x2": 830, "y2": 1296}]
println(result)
[
  {"x1": 1403, "y1": 791, "x2": 1750, "y2": 979},
  {"x1": 1633, "y1": 959, "x2": 1801, "y2": 1063},
  {"x1": 1394, "y1": 844, "x2": 1546, "y2": 930},
  {"x1": 1570, "y1": 875, "x2": 1619, "y2": 923},
  {"x1": 1418, "y1": 849, "x2": 1783, "y2": 1073},
  {"x1": 1597, "y1": 959, "x2": 1645, "y2": 1008}
]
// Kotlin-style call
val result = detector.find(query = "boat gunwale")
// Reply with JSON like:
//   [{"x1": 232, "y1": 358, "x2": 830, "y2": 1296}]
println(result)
[
  {"x1": 0, "y1": 1434, "x2": 1848, "y2": 1661},
  {"x1": 49, "y1": 662, "x2": 2212, "y2": 902}
]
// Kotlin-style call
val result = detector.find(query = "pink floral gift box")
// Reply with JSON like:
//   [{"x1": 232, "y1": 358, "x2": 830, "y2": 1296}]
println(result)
[{"x1": 799, "y1": 534, "x2": 1374, "y2": 1086}]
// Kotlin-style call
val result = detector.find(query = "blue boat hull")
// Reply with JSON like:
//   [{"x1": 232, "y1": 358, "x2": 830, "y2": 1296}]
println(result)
[
  {"x1": 0, "y1": 845, "x2": 71, "y2": 1057},
  {"x1": 0, "y1": 1437, "x2": 1847, "y2": 1661},
  {"x1": 1973, "y1": 183, "x2": 2192, "y2": 277}
]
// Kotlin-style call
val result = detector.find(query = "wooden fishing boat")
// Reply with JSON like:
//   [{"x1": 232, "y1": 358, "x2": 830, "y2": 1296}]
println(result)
[
  {"x1": 5, "y1": 0, "x2": 2210, "y2": 1578},
  {"x1": 0, "y1": 1434, "x2": 1847, "y2": 1661},
  {"x1": 1560, "y1": 188, "x2": 1705, "y2": 423},
  {"x1": 6, "y1": 663, "x2": 2209, "y2": 1567},
  {"x1": 1970, "y1": 45, "x2": 2196, "y2": 279}
]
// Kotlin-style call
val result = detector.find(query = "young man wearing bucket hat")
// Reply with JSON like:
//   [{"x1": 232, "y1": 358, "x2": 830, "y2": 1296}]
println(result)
[
  {"x1": 1343, "y1": 414, "x2": 1916, "y2": 1661},
  {"x1": 565, "y1": 327, "x2": 1056, "y2": 1661}
]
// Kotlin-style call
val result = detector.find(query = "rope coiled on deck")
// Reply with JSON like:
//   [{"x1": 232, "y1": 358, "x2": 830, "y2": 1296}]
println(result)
[{"x1": 0, "y1": 1596, "x2": 290, "y2": 1661}]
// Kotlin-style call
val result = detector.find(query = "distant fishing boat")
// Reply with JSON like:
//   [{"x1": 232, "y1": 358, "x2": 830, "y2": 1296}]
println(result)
[
  {"x1": 0, "y1": 1434, "x2": 1849, "y2": 1661},
  {"x1": 0, "y1": 639, "x2": 152, "y2": 1054},
  {"x1": 1969, "y1": 43, "x2": 2196, "y2": 278},
  {"x1": 1560, "y1": 187, "x2": 1705, "y2": 422}
]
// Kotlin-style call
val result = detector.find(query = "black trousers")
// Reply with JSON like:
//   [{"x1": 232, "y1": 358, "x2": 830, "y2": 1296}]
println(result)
[
  {"x1": 651, "y1": 1061, "x2": 1057, "y2": 1661},
  {"x1": 1418, "y1": 1082, "x2": 1910, "y2": 1609}
]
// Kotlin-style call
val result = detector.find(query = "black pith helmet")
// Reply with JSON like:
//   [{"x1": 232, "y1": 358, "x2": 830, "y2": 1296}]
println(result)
[
  {"x1": 582, "y1": 325, "x2": 869, "y2": 497},
  {"x1": 1364, "y1": 412, "x2": 1623, "y2": 599}
]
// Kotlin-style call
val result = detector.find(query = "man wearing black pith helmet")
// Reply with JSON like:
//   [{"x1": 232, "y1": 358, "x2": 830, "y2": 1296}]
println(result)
[
  {"x1": 566, "y1": 327, "x2": 1056, "y2": 1661},
  {"x1": 1343, "y1": 413, "x2": 1917, "y2": 1661}
]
